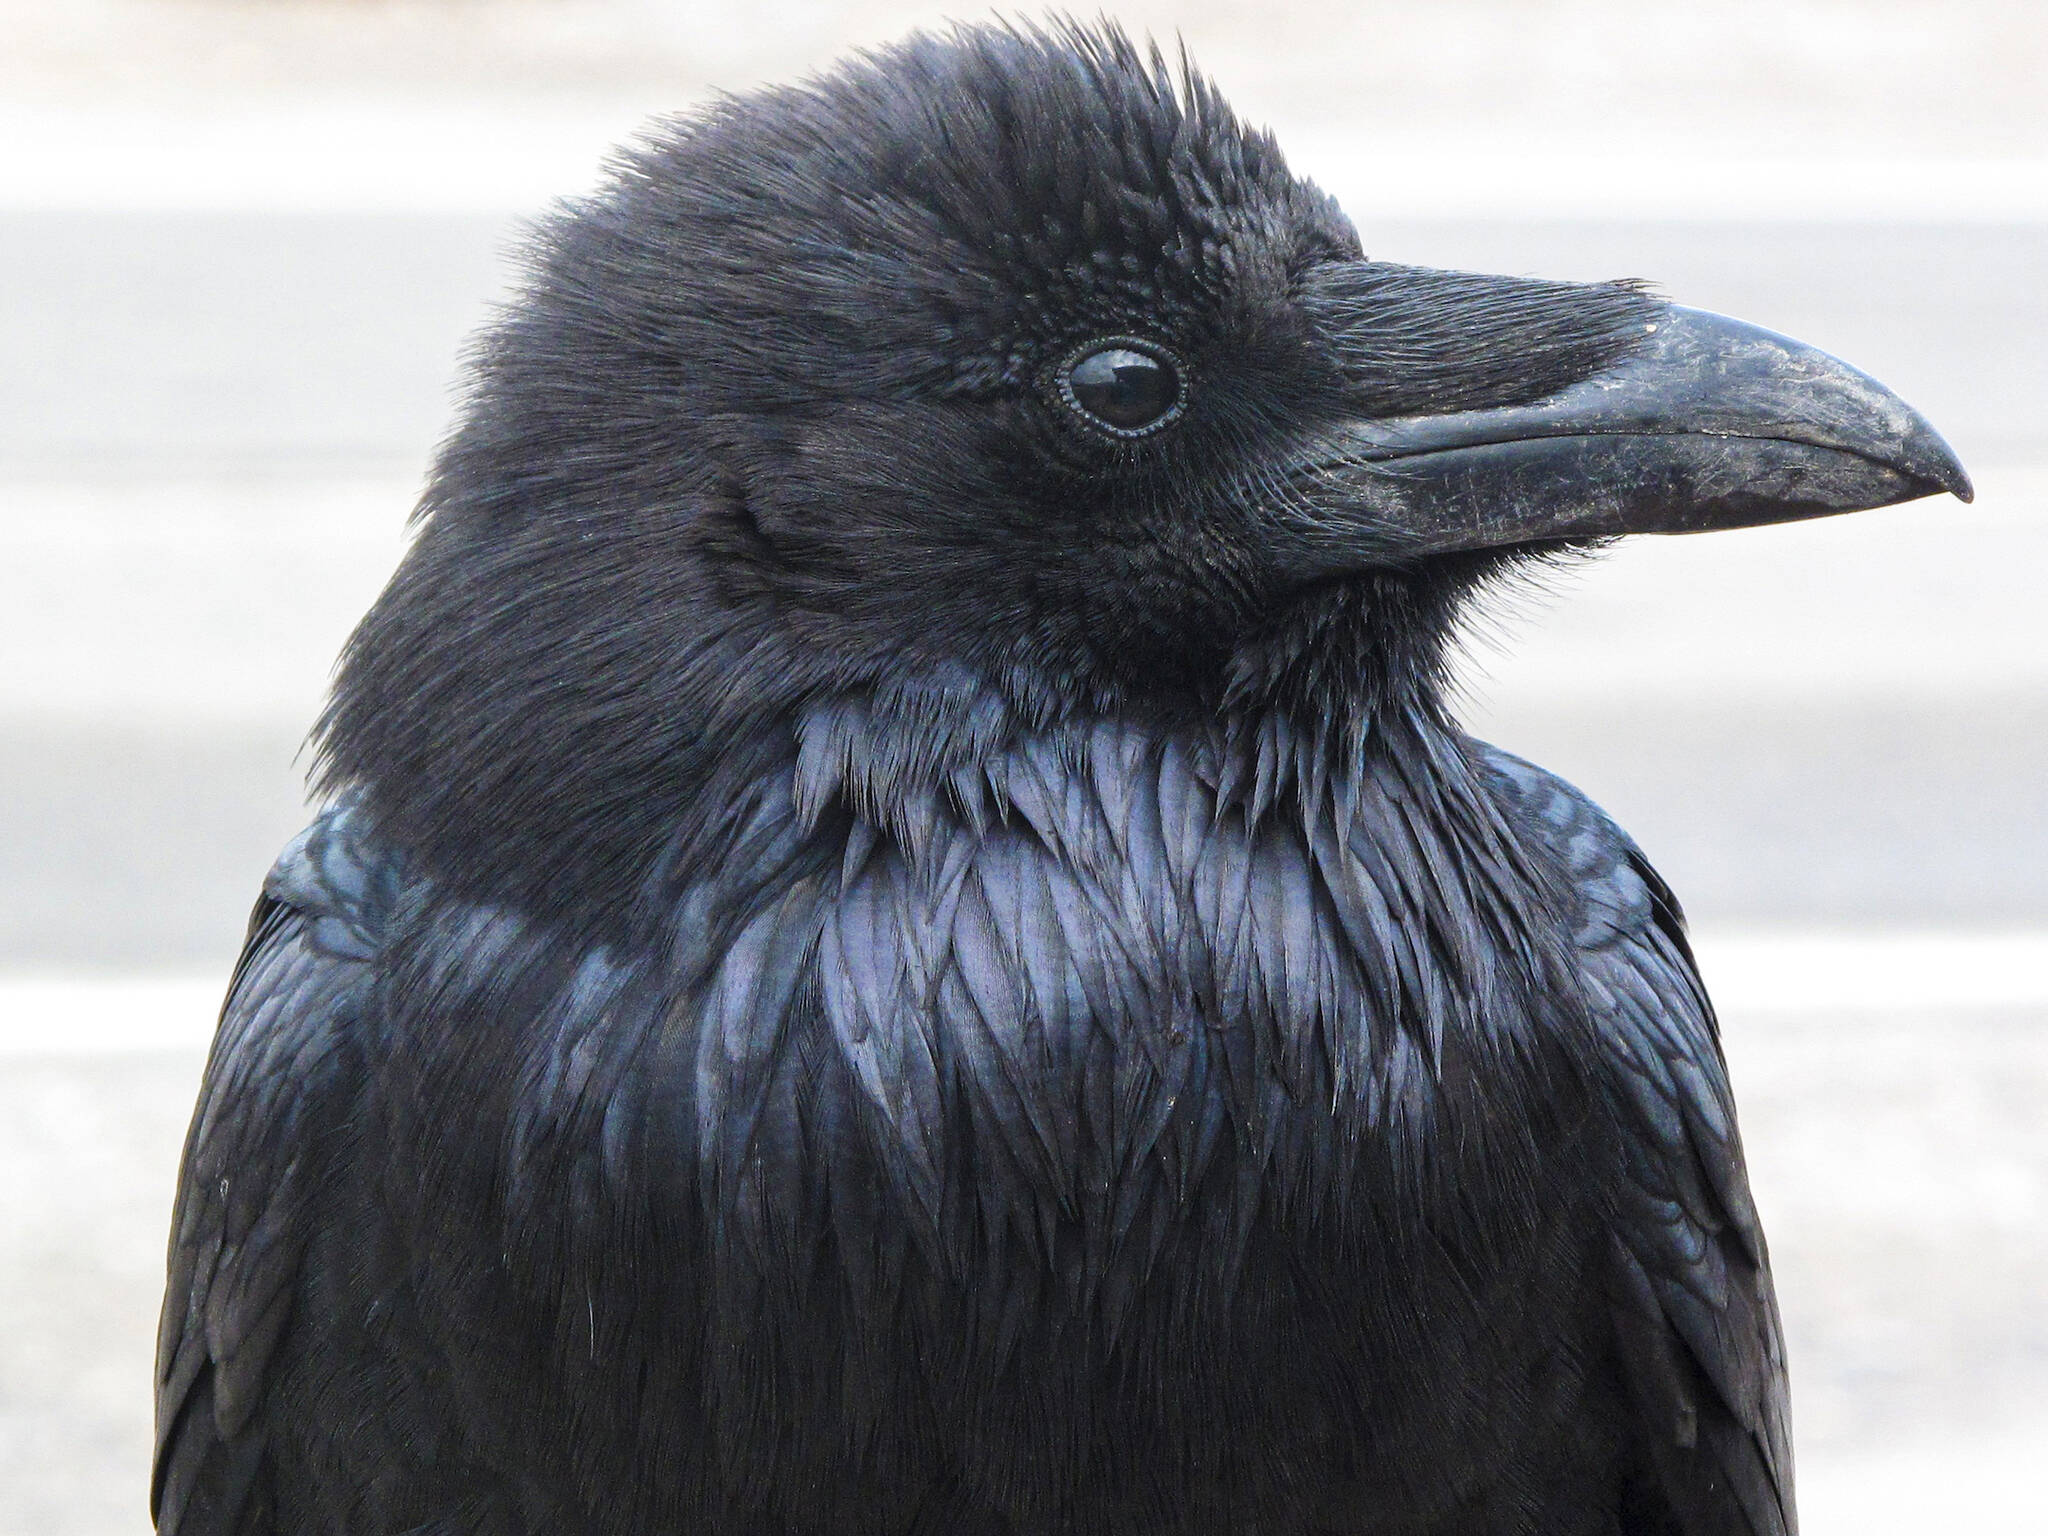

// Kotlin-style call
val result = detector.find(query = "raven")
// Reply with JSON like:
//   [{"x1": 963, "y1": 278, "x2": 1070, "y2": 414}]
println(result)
[{"x1": 155, "y1": 22, "x2": 1970, "y2": 1536}]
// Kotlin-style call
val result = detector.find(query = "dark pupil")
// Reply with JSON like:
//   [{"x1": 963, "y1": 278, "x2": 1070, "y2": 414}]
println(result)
[{"x1": 1067, "y1": 347, "x2": 1178, "y2": 431}]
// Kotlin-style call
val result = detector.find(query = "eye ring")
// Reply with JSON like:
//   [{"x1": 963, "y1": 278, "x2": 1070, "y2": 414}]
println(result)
[{"x1": 1054, "y1": 336, "x2": 1188, "y2": 439}]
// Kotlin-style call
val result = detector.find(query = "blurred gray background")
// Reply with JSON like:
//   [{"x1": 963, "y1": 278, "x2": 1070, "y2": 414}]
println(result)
[{"x1": 2, "y1": 2, "x2": 2044, "y2": 1533}]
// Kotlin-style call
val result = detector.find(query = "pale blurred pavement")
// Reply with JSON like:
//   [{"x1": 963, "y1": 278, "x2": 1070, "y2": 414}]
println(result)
[{"x1": 3, "y1": 3, "x2": 2046, "y2": 1534}]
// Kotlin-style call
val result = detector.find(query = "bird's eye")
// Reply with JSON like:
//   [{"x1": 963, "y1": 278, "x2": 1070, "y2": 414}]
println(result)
[{"x1": 1057, "y1": 339, "x2": 1185, "y2": 438}]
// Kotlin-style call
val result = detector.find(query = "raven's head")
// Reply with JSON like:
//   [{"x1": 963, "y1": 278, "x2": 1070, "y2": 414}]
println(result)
[{"x1": 325, "y1": 20, "x2": 1968, "y2": 908}]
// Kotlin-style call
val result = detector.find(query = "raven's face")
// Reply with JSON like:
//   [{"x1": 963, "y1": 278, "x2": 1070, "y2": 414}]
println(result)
[{"x1": 433, "y1": 22, "x2": 1967, "y2": 711}]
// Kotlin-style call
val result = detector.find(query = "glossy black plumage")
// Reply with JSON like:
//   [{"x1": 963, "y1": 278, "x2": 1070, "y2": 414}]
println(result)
[{"x1": 156, "y1": 19, "x2": 1966, "y2": 1536}]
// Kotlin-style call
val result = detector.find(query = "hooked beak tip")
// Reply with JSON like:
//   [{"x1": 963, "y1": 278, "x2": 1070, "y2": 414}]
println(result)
[
  {"x1": 1888, "y1": 410, "x2": 1973, "y2": 504},
  {"x1": 1936, "y1": 456, "x2": 1975, "y2": 504}
]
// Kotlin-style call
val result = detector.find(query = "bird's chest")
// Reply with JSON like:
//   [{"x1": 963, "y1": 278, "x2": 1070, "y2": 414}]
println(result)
[
  {"x1": 672, "y1": 731, "x2": 1579, "y2": 1309},
  {"x1": 626, "y1": 758, "x2": 1602, "y2": 1529},
  {"x1": 412, "y1": 732, "x2": 1602, "y2": 1529}
]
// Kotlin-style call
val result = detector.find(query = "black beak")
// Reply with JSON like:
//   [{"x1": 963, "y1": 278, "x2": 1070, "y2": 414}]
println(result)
[{"x1": 1276, "y1": 304, "x2": 1972, "y2": 569}]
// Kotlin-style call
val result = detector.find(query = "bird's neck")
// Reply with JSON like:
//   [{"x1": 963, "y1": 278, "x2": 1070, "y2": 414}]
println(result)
[
  {"x1": 783, "y1": 681, "x2": 1468, "y2": 861},
  {"x1": 322, "y1": 564, "x2": 1496, "y2": 932}
]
